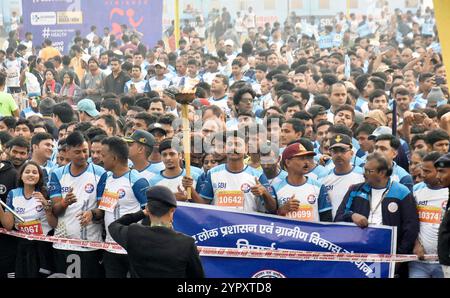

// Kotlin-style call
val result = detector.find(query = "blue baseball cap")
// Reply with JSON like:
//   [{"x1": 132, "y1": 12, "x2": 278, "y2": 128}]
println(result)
[{"x1": 77, "y1": 99, "x2": 99, "y2": 118}]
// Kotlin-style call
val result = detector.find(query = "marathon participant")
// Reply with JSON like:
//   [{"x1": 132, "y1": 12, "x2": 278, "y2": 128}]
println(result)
[
  {"x1": 321, "y1": 134, "x2": 365, "y2": 219},
  {"x1": 411, "y1": 152, "x2": 447, "y2": 278},
  {"x1": 49, "y1": 132, "x2": 105, "y2": 278},
  {"x1": 275, "y1": 139, "x2": 332, "y2": 222},
  {"x1": 124, "y1": 130, "x2": 157, "y2": 180},
  {"x1": 0, "y1": 161, "x2": 56, "y2": 277},
  {"x1": 148, "y1": 139, "x2": 203, "y2": 203},
  {"x1": 91, "y1": 137, "x2": 149, "y2": 278},
  {"x1": 200, "y1": 131, "x2": 277, "y2": 213}
]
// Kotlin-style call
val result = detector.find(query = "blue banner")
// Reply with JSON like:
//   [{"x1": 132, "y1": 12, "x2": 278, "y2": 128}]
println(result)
[
  {"x1": 22, "y1": 0, "x2": 163, "y2": 54},
  {"x1": 357, "y1": 24, "x2": 373, "y2": 38},
  {"x1": 173, "y1": 204, "x2": 396, "y2": 278}
]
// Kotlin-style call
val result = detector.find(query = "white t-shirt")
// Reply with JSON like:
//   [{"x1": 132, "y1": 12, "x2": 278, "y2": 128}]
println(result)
[
  {"x1": 369, "y1": 187, "x2": 386, "y2": 225},
  {"x1": 7, "y1": 188, "x2": 52, "y2": 236},
  {"x1": 49, "y1": 163, "x2": 105, "y2": 251},
  {"x1": 200, "y1": 164, "x2": 270, "y2": 213},
  {"x1": 321, "y1": 167, "x2": 365, "y2": 218},
  {"x1": 97, "y1": 170, "x2": 149, "y2": 253},
  {"x1": 414, "y1": 182, "x2": 449, "y2": 259}
]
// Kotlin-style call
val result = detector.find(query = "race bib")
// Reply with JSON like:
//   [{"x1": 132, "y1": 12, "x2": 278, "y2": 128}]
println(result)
[
  {"x1": 98, "y1": 191, "x2": 119, "y2": 213},
  {"x1": 216, "y1": 191, "x2": 244, "y2": 209},
  {"x1": 17, "y1": 220, "x2": 43, "y2": 235},
  {"x1": 287, "y1": 205, "x2": 314, "y2": 222},
  {"x1": 417, "y1": 206, "x2": 441, "y2": 224}
]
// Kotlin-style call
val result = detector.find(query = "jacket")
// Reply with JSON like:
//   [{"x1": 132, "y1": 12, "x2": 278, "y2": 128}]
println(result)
[
  {"x1": 438, "y1": 189, "x2": 450, "y2": 265},
  {"x1": 335, "y1": 180, "x2": 419, "y2": 254},
  {"x1": 108, "y1": 211, "x2": 205, "y2": 278}
]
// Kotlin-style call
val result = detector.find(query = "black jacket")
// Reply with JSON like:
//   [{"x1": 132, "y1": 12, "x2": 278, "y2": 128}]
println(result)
[
  {"x1": 335, "y1": 180, "x2": 419, "y2": 254},
  {"x1": 438, "y1": 189, "x2": 450, "y2": 265},
  {"x1": 108, "y1": 211, "x2": 205, "y2": 278},
  {"x1": 0, "y1": 161, "x2": 18, "y2": 262}
]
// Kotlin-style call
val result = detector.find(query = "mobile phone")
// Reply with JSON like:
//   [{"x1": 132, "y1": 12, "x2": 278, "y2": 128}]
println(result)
[{"x1": 412, "y1": 52, "x2": 420, "y2": 59}]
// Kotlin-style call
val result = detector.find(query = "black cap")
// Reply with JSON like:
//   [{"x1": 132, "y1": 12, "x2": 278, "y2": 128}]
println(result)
[
  {"x1": 308, "y1": 105, "x2": 327, "y2": 119},
  {"x1": 123, "y1": 130, "x2": 155, "y2": 147},
  {"x1": 329, "y1": 134, "x2": 352, "y2": 149},
  {"x1": 148, "y1": 123, "x2": 167, "y2": 135},
  {"x1": 146, "y1": 186, "x2": 177, "y2": 207},
  {"x1": 435, "y1": 153, "x2": 450, "y2": 168}
]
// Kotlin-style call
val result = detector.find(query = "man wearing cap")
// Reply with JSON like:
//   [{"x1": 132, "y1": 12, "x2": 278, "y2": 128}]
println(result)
[
  {"x1": 335, "y1": 152, "x2": 419, "y2": 258},
  {"x1": 124, "y1": 130, "x2": 157, "y2": 181},
  {"x1": 149, "y1": 139, "x2": 204, "y2": 204},
  {"x1": 148, "y1": 61, "x2": 172, "y2": 96},
  {"x1": 161, "y1": 86, "x2": 179, "y2": 117},
  {"x1": 108, "y1": 186, "x2": 204, "y2": 278},
  {"x1": 274, "y1": 140, "x2": 332, "y2": 222},
  {"x1": 435, "y1": 153, "x2": 450, "y2": 277},
  {"x1": 80, "y1": 57, "x2": 106, "y2": 102},
  {"x1": 77, "y1": 98, "x2": 99, "y2": 123},
  {"x1": 321, "y1": 134, "x2": 365, "y2": 219}
]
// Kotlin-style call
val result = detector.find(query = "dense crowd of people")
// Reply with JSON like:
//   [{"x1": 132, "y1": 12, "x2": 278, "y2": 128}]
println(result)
[{"x1": 0, "y1": 3, "x2": 449, "y2": 278}]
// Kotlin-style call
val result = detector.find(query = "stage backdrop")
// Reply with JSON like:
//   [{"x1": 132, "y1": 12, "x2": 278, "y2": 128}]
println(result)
[
  {"x1": 174, "y1": 203, "x2": 397, "y2": 278},
  {"x1": 22, "y1": 0, "x2": 163, "y2": 54}
]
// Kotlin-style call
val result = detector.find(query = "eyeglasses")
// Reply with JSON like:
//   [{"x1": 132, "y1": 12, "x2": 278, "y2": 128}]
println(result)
[
  {"x1": 364, "y1": 168, "x2": 378, "y2": 175},
  {"x1": 330, "y1": 148, "x2": 351, "y2": 154}
]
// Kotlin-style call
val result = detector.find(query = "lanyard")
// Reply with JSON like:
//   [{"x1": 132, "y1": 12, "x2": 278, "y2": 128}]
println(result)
[{"x1": 369, "y1": 181, "x2": 392, "y2": 223}]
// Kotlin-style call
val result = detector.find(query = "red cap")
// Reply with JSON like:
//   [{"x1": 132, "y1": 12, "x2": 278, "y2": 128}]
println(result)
[{"x1": 282, "y1": 143, "x2": 316, "y2": 162}]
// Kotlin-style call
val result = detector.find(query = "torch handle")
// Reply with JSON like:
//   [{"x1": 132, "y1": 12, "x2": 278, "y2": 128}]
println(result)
[{"x1": 181, "y1": 104, "x2": 191, "y2": 200}]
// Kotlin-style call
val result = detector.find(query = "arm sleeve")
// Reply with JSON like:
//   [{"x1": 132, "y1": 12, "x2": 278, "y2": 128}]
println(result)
[
  {"x1": 186, "y1": 241, "x2": 205, "y2": 278},
  {"x1": 48, "y1": 172, "x2": 62, "y2": 199},
  {"x1": 318, "y1": 185, "x2": 332, "y2": 213},
  {"x1": 96, "y1": 172, "x2": 108, "y2": 201},
  {"x1": 334, "y1": 186, "x2": 356, "y2": 222},
  {"x1": 8, "y1": 95, "x2": 18, "y2": 113},
  {"x1": 132, "y1": 178, "x2": 150, "y2": 206},
  {"x1": 6, "y1": 191, "x2": 14, "y2": 210},
  {"x1": 108, "y1": 210, "x2": 146, "y2": 250},
  {"x1": 400, "y1": 175, "x2": 414, "y2": 192},
  {"x1": 199, "y1": 171, "x2": 214, "y2": 201},
  {"x1": 398, "y1": 193, "x2": 420, "y2": 254}
]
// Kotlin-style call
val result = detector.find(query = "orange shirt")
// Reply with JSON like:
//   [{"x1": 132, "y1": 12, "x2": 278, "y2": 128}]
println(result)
[{"x1": 39, "y1": 47, "x2": 61, "y2": 62}]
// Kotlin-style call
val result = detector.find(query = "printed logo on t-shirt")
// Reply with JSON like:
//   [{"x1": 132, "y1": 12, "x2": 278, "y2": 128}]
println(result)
[
  {"x1": 241, "y1": 183, "x2": 251, "y2": 193},
  {"x1": 388, "y1": 202, "x2": 398, "y2": 213},
  {"x1": 307, "y1": 194, "x2": 316, "y2": 204},
  {"x1": 118, "y1": 189, "x2": 126, "y2": 199},
  {"x1": 84, "y1": 183, "x2": 94, "y2": 194}
]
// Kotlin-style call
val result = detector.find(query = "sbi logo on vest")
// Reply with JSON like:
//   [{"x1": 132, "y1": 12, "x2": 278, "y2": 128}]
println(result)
[{"x1": 84, "y1": 184, "x2": 94, "y2": 194}]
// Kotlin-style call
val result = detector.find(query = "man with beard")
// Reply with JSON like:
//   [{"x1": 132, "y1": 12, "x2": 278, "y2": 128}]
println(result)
[
  {"x1": 274, "y1": 139, "x2": 332, "y2": 222},
  {"x1": 30, "y1": 133, "x2": 56, "y2": 184},
  {"x1": 5, "y1": 137, "x2": 29, "y2": 170}
]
